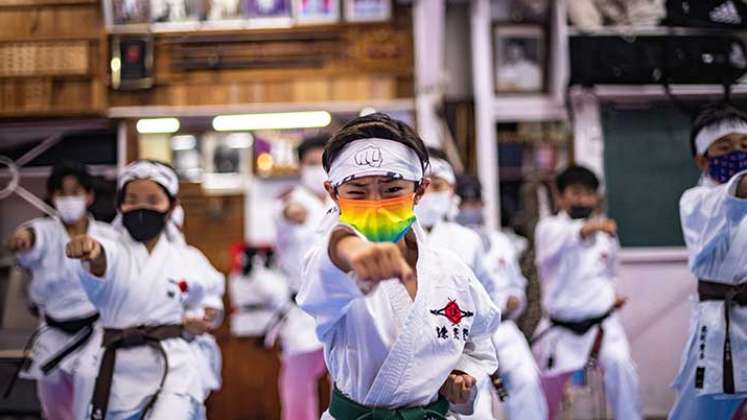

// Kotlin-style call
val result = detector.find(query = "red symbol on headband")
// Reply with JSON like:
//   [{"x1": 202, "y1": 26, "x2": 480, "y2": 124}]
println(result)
[{"x1": 431, "y1": 299, "x2": 474, "y2": 325}]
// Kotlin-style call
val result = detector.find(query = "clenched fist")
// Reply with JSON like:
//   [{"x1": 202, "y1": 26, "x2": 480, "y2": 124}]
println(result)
[
  {"x1": 283, "y1": 202, "x2": 308, "y2": 225},
  {"x1": 439, "y1": 370, "x2": 476, "y2": 405},
  {"x1": 66, "y1": 235, "x2": 102, "y2": 262},
  {"x1": 6, "y1": 228, "x2": 35, "y2": 253},
  {"x1": 348, "y1": 242, "x2": 415, "y2": 285},
  {"x1": 581, "y1": 217, "x2": 617, "y2": 239}
]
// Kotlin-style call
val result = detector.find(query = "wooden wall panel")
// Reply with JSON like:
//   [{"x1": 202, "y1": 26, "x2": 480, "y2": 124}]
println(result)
[{"x1": 0, "y1": 5, "x2": 102, "y2": 42}]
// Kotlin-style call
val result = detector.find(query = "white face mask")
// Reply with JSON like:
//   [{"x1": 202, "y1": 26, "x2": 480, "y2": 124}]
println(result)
[
  {"x1": 301, "y1": 165, "x2": 328, "y2": 195},
  {"x1": 415, "y1": 190, "x2": 452, "y2": 228},
  {"x1": 54, "y1": 196, "x2": 88, "y2": 224}
]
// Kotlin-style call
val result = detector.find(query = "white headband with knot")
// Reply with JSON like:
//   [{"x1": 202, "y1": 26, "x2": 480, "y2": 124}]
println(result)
[
  {"x1": 426, "y1": 157, "x2": 455, "y2": 185},
  {"x1": 119, "y1": 160, "x2": 179, "y2": 197},
  {"x1": 327, "y1": 138, "x2": 424, "y2": 187},
  {"x1": 695, "y1": 119, "x2": 747, "y2": 155}
]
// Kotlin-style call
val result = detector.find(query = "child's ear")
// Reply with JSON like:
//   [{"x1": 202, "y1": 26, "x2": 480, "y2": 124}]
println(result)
[
  {"x1": 324, "y1": 181, "x2": 337, "y2": 203},
  {"x1": 695, "y1": 155, "x2": 709, "y2": 172},
  {"x1": 413, "y1": 178, "x2": 431, "y2": 205}
]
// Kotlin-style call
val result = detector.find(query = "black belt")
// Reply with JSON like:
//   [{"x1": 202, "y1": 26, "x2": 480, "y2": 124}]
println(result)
[
  {"x1": 41, "y1": 313, "x2": 100, "y2": 374},
  {"x1": 2, "y1": 312, "x2": 99, "y2": 399},
  {"x1": 531, "y1": 307, "x2": 615, "y2": 375},
  {"x1": 90, "y1": 324, "x2": 183, "y2": 420},
  {"x1": 698, "y1": 280, "x2": 747, "y2": 395}
]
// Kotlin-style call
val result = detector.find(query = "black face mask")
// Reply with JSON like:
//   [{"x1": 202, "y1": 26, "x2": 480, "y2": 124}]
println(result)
[
  {"x1": 122, "y1": 209, "x2": 168, "y2": 242},
  {"x1": 569, "y1": 205, "x2": 594, "y2": 220}
]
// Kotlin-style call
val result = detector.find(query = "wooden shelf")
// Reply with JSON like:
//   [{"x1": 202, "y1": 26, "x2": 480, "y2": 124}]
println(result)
[{"x1": 107, "y1": 98, "x2": 416, "y2": 118}]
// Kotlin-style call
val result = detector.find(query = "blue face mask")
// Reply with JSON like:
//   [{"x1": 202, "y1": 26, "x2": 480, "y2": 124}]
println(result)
[
  {"x1": 455, "y1": 208, "x2": 484, "y2": 227},
  {"x1": 708, "y1": 150, "x2": 747, "y2": 184}
]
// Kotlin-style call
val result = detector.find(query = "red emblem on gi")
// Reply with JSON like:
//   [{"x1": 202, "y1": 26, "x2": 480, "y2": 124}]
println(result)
[
  {"x1": 444, "y1": 300, "x2": 464, "y2": 324},
  {"x1": 431, "y1": 299, "x2": 474, "y2": 325},
  {"x1": 177, "y1": 280, "x2": 188, "y2": 293}
]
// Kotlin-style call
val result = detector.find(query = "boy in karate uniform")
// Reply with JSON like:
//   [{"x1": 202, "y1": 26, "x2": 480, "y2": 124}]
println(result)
[
  {"x1": 66, "y1": 160, "x2": 209, "y2": 419},
  {"x1": 297, "y1": 113, "x2": 500, "y2": 419},
  {"x1": 5, "y1": 161, "x2": 118, "y2": 420},
  {"x1": 669, "y1": 104, "x2": 747, "y2": 420},
  {"x1": 534, "y1": 165, "x2": 642, "y2": 420},
  {"x1": 415, "y1": 149, "x2": 547, "y2": 420},
  {"x1": 275, "y1": 134, "x2": 331, "y2": 420}
]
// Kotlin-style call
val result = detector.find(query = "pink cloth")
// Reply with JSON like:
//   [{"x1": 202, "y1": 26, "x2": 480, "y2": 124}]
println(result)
[
  {"x1": 279, "y1": 349, "x2": 327, "y2": 420},
  {"x1": 541, "y1": 371, "x2": 575, "y2": 420},
  {"x1": 37, "y1": 370, "x2": 74, "y2": 420},
  {"x1": 734, "y1": 399, "x2": 747, "y2": 420}
]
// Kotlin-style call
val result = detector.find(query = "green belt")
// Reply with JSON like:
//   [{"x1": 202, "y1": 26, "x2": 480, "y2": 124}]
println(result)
[{"x1": 329, "y1": 386, "x2": 450, "y2": 420}]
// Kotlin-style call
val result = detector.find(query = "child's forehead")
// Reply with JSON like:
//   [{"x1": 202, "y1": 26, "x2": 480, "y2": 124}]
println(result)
[
  {"x1": 341, "y1": 176, "x2": 409, "y2": 186},
  {"x1": 565, "y1": 183, "x2": 598, "y2": 194}
]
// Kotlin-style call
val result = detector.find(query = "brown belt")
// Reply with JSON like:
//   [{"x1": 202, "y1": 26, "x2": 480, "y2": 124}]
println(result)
[
  {"x1": 90, "y1": 324, "x2": 183, "y2": 420},
  {"x1": 698, "y1": 280, "x2": 747, "y2": 395}
]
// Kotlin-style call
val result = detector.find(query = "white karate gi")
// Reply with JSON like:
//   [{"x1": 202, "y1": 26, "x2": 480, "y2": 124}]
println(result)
[
  {"x1": 535, "y1": 212, "x2": 642, "y2": 420},
  {"x1": 274, "y1": 186, "x2": 332, "y2": 420},
  {"x1": 182, "y1": 245, "x2": 225, "y2": 420},
  {"x1": 669, "y1": 172, "x2": 747, "y2": 420},
  {"x1": 73, "y1": 232, "x2": 207, "y2": 419},
  {"x1": 297, "y1": 222, "x2": 501, "y2": 418},
  {"x1": 428, "y1": 222, "x2": 547, "y2": 420},
  {"x1": 15, "y1": 216, "x2": 118, "y2": 420}
]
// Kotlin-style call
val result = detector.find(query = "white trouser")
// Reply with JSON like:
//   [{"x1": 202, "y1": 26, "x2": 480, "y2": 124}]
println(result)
[
  {"x1": 669, "y1": 345, "x2": 747, "y2": 420},
  {"x1": 37, "y1": 369, "x2": 75, "y2": 420},
  {"x1": 459, "y1": 321, "x2": 547, "y2": 420}
]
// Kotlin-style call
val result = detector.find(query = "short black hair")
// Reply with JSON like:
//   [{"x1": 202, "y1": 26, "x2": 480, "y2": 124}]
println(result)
[
  {"x1": 556, "y1": 165, "x2": 599, "y2": 193},
  {"x1": 322, "y1": 113, "x2": 429, "y2": 174},
  {"x1": 426, "y1": 146, "x2": 449, "y2": 162},
  {"x1": 455, "y1": 174, "x2": 482, "y2": 202},
  {"x1": 296, "y1": 133, "x2": 330, "y2": 162},
  {"x1": 690, "y1": 103, "x2": 747, "y2": 156},
  {"x1": 47, "y1": 161, "x2": 92, "y2": 195}
]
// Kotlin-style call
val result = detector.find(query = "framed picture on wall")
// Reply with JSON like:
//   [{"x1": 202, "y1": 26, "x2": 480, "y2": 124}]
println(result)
[
  {"x1": 110, "y1": 35, "x2": 154, "y2": 90},
  {"x1": 203, "y1": 0, "x2": 245, "y2": 25},
  {"x1": 344, "y1": 0, "x2": 391, "y2": 23},
  {"x1": 493, "y1": 24, "x2": 546, "y2": 94},
  {"x1": 294, "y1": 0, "x2": 339, "y2": 24},
  {"x1": 150, "y1": 0, "x2": 202, "y2": 29},
  {"x1": 245, "y1": 0, "x2": 292, "y2": 26},
  {"x1": 105, "y1": 0, "x2": 150, "y2": 27}
]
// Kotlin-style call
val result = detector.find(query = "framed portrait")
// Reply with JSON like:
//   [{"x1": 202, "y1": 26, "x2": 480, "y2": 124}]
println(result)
[
  {"x1": 245, "y1": 0, "x2": 292, "y2": 27},
  {"x1": 294, "y1": 0, "x2": 339, "y2": 25},
  {"x1": 110, "y1": 35, "x2": 154, "y2": 90},
  {"x1": 105, "y1": 0, "x2": 150, "y2": 28},
  {"x1": 203, "y1": 0, "x2": 245, "y2": 25},
  {"x1": 344, "y1": 0, "x2": 390, "y2": 23},
  {"x1": 150, "y1": 0, "x2": 202, "y2": 31},
  {"x1": 493, "y1": 24, "x2": 546, "y2": 94},
  {"x1": 492, "y1": 0, "x2": 550, "y2": 24}
]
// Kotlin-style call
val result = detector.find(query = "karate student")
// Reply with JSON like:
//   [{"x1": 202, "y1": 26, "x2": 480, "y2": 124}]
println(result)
[
  {"x1": 4, "y1": 161, "x2": 117, "y2": 420},
  {"x1": 66, "y1": 160, "x2": 208, "y2": 420},
  {"x1": 534, "y1": 165, "x2": 642, "y2": 420},
  {"x1": 297, "y1": 113, "x2": 501, "y2": 419},
  {"x1": 274, "y1": 134, "x2": 331, "y2": 420},
  {"x1": 416, "y1": 150, "x2": 547, "y2": 420},
  {"x1": 669, "y1": 104, "x2": 747, "y2": 420}
]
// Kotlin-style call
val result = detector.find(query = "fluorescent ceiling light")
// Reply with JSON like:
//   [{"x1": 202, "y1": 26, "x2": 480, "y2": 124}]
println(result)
[
  {"x1": 137, "y1": 118, "x2": 180, "y2": 134},
  {"x1": 212, "y1": 111, "x2": 332, "y2": 131}
]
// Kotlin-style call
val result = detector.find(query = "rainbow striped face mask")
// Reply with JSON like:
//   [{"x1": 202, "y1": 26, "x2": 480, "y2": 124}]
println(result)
[{"x1": 338, "y1": 193, "x2": 416, "y2": 243}]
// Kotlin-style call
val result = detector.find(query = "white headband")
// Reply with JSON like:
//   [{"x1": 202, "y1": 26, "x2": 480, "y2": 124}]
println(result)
[
  {"x1": 426, "y1": 157, "x2": 455, "y2": 185},
  {"x1": 119, "y1": 160, "x2": 179, "y2": 197},
  {"x1": 695, "y1": 119, "x2": 747, "y2": 155},
  {"x1": 327, "y1": 138, "x2": 424, "y2": 187}
]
